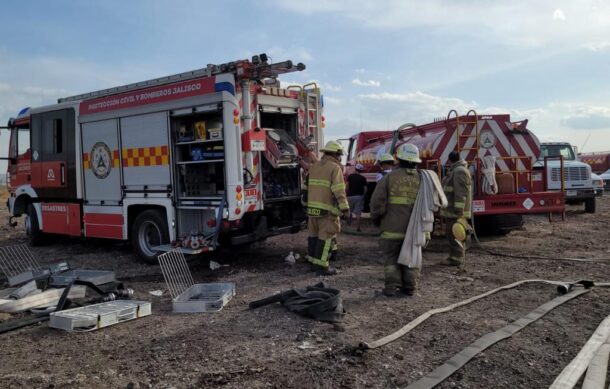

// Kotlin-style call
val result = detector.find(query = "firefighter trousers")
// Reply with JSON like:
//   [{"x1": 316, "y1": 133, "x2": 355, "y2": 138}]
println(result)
[
  {"x1": 380, "y1": 239, "x2": 420, "y2": 292},
  {"x1": 307, "y1": 215, "x2": 340, "y2": 269},
  {"x1": 446, "y1": 217, "x2": 465, "y2": 264}
]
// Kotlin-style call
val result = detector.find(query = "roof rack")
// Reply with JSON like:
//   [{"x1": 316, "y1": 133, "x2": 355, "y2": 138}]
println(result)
[{"x1": 58, "y1": 53, "x2": 305, "y2": 104}]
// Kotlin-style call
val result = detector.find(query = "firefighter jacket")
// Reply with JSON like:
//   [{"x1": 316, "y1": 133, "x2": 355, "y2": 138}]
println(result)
[
  {"x1": 440, "y1": 160, "x2": 472, "y2": 218},
  {"x1": 370, "y1": 168, "x2": 421, "y2": 240},
  {"x1": 303, "y1": 155, "x2": 349, "y2": 217}
]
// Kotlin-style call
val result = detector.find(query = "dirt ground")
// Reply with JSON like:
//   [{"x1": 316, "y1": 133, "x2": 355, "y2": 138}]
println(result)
[{"x1": 1, "y1": 190, "x2": 610, "y2": 389}]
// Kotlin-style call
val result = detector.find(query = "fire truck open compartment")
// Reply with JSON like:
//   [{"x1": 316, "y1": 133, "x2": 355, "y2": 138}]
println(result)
[
  {"x1": 259, "y1": 111, "x2": 304, "y2": 228},
  {"x1": 259, "y1": 111, "x2": 300, "y2": 200},
  {"x1": 171, "y1": 110, "x2": 226, "y2": 238}
]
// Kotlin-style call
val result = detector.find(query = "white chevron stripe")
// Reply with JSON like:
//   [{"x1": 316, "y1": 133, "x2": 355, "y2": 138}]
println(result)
[{"x1": 488, "y1": 120, "x2": 522, "y2": 171}]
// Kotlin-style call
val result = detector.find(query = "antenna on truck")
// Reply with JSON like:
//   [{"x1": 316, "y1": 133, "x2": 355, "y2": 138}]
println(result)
[{"x1": 579, "y1": 133, "x2": 591, "y2": 154}]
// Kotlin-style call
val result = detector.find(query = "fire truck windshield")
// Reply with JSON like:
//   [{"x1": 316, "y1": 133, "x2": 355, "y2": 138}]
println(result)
[{"x1": 540, "y1": 144, "x2": 576, "y2": 161}]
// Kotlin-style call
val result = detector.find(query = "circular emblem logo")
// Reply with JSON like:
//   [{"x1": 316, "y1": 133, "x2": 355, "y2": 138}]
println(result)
[
  {"x1": 479, "y1": 129, "x2": 496, "y2": 149},
  {"x1": 90, "y1": 142, "x2": 112, "y2": 179}
]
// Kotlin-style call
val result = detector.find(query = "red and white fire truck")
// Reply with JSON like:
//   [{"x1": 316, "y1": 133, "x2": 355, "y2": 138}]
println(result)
[
  {"x1": 2, "y1": 54, "x2": 324, "y2": 261},
  {"x1": 344, "y1": 110, "x2": 566, "y2": 233}
]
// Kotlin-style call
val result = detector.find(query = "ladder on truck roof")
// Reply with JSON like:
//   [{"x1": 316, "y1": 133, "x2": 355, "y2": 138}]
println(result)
[
  {"x1": 288, "y1": 82, "x2": 322, "y2": 149},
  {"x1": 58, "y1": 54, "x2": 306, "y2": 104},
  {"x1": 448, "y1": 109, "x2": 480, "y2": 163}
]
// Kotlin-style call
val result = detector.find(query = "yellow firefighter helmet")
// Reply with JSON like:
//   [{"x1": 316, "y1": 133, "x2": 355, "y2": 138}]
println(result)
[
  {"x1": 378, "y1": 153, "x2": 394, "y2": 164},
  {"x1": 451, "y1": 217, "x2": 469, "y2": 242},
  {"x1": 320, "y1": 140, "x2": 344, "y2": 155}
]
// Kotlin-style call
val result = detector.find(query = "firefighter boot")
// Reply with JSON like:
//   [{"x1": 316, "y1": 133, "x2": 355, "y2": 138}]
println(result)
[{"x1": 400, "y1": 266, "x2": 420, "y2": 296}]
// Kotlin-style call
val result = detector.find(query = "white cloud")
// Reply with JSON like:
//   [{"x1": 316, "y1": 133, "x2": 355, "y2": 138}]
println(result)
[
  {"x1": 584, "y1": 41, "x2": 610, "y2": 51},
  {"x1": 274, "y1": 0, "x2": 610, "y2": 49},
  {"x1": 320, "y1": 82, "x2": 341, "y2": 92},
  {"x1": 352, "y1": 78, "x2": 381, "y2": 87},
  {"x1": 553, "y1": 9, "x2": 566, "y2": 21},
  {"x1": 323, "y1": 96, "x2": 342, "y2": 105},
  {"x1": 354, "y1": 68, "x2": 366, "y2": 74},
  {"x1": 358, "y1": 91, "x2": 473, "y2": 114}
]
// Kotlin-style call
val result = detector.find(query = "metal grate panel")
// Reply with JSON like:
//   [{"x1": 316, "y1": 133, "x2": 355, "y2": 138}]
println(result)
[
  {"x1": 551, "y1": 167, "x2": 589, "y2": 182},
  {"x1": 157, "y1": 249, "x2": 195, "y2": 299},
  {"x1": 0, "y1": 245, "x2": 43, "y2": 286}
]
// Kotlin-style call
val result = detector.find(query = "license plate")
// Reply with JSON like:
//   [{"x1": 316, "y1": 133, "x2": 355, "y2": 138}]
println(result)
[{"x1": 566, "y1": 190, "x2": 577, "y2": 197}]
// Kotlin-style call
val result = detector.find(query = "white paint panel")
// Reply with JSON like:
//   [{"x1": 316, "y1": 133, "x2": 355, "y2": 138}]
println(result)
[{"x1": 81, "y1": 119, "x2": 122, "y2": 204}]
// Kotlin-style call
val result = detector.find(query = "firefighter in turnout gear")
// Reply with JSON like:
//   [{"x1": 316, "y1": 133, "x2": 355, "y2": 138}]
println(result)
[
  {"x1": 440, "y1": 151, "x2": 472, "y2": 266},
  {"x1": 303, "y1": 140, "x2": 349, "y2": 276},
  {"x1": 370, "y1": 143, "x2": 422, "y2": 296}
]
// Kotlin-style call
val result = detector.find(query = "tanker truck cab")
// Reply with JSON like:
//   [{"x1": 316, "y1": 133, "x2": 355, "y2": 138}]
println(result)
[{"x1": 537, "y1": 142, "x2": 596, "y2": 213}]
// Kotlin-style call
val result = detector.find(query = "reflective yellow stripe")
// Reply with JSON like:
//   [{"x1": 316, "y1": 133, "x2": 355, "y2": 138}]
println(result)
[
  {"x1": 463, "y1": 211, "x2": 472, "y2": 218},
  {"x1": 307, "y1": 239, "x2": 331, "y2": 267},
  {"x1": 389, "y1": 196, "x2": 415, "y2": 205},
  {"x1": 381, "y1": 231, "x2": 405, "y2": 240},
  {"x1": 454, "y1": 201, "x2": 465, "y2": 209},
  {"x1": 307, "y1": 201, "x2": 340, "y2": 215},
  {"x1": 338, "y1": 200, "x2": 349, "y2": 210},
  {"x1": 309, "y1": 178, "x2": 331, "y2": 187},
  {"x1": 331, "y1": 183, "x2": 345, "y2": 191}
]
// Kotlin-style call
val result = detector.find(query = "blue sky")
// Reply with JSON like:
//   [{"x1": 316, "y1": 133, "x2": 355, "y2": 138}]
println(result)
[{"x1": 1, "y1": 0, "x2": 610, "y2": 171}]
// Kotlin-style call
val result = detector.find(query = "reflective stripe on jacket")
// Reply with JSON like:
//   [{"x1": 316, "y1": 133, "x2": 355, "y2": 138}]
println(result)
[
  {"x1": 370, "y1": 168, "x2": 420, "y2": 239},
  {"x1": 440, "y1": 160, "x2": 472, "y2": 218},
  {"x1": 305, "y1": 155, "x2": 349, "y2": 217}
]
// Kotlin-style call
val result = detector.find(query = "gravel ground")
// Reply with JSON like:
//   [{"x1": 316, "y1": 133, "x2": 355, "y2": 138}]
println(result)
[{"x1": 0, "y1": 191, "x2": 609, "y2": 388}]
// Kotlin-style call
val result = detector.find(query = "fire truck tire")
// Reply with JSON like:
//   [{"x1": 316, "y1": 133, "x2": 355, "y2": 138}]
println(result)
[
  {"x1": 25, "y1": 204, "x2": 45, "y2": 246},
  {"x1": 132, "y1": 210, "x2": 169, "y2": 263},
  {"x1": 585, "y1": 198, "x2": 596, "y2": 213}
]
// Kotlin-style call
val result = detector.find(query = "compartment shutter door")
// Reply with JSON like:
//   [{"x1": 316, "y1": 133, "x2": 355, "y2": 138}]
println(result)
[{"x1": 120, "y1": 112, "x2": 171, "y2": 192}]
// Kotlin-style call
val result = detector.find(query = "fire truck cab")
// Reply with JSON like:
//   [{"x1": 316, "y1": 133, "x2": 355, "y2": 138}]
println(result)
[{"x1": 3, "y1": 54, "x2": 324, "y2": 262}]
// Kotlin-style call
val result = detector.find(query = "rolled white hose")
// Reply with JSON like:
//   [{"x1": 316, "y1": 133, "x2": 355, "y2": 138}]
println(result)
[{"x1": 481, "y1": 155, "x2": 498, "y2": 195}]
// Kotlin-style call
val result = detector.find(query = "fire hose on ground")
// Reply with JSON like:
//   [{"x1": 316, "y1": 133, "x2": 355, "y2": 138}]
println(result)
[
  {"x1": 359, "y1": 279, "x2": 609, "y2": 351},
  {"x1": 360, "y1": 279, "x2": 610, "y2": 388}
]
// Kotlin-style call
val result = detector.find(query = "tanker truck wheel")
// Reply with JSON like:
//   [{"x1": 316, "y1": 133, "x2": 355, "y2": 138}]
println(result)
[
  {"x1": 25, "y1": 204, "x2": 45, "y2": 246},
  {"x1": 585, "y1": 197, "x2": 596, "y2": 213},
  {"x1": 132, "y1": 209, "x2": 169, "y2": 264}
]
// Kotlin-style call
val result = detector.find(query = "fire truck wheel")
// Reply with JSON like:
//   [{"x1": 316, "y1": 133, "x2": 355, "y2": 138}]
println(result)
[
  {"x1": 585, "y1": 197, "x2": 596, "y2": 213},
  {"x1": 132, "y1": 210, "x2": 169, "y2": 263},
  {"x1": 25, "y1": 204, "x2": 45, "y2": 246}
]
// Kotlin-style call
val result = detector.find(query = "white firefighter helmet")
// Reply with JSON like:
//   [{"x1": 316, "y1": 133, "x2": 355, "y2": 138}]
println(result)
[{"x1": 396, "y1": 143, "x2": 422, "y2": 163}]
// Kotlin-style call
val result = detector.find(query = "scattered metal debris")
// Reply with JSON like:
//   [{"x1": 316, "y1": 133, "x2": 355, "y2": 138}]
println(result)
[
  {"x1": 0, "y1": 244, "x2": 46, "y2": 286},
  {"x1": 158, "y1": 249, "x2": 235, "y2": 313},
  {"x1": 49, "y1": 300, "x2": 151, "y2": 332}
]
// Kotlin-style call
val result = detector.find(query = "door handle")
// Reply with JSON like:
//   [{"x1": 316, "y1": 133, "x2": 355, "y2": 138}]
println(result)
[{"x1": 60, "y1": 164, "x2": 65, "y2": 185}]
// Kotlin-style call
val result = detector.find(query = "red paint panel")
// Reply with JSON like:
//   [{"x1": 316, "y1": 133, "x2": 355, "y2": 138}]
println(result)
[
  {"x1": 83, "y1": 213, "x2": 124, "y2": 225},
  {"x1": 84, "y1": 225, "x2": 123, "y2": 239},
  {"x1": 83, "y1": 213, "x2": 124, "y2": 239},
  {"x1": 41, "y1": 203, "x2": 81, "y2": 236},
  {"x1": 80, "y1": 77, "x2": 216, "y2": 115},
  {"x1": 30, "y1": 161, "x2": 65, "y2": 188}
]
